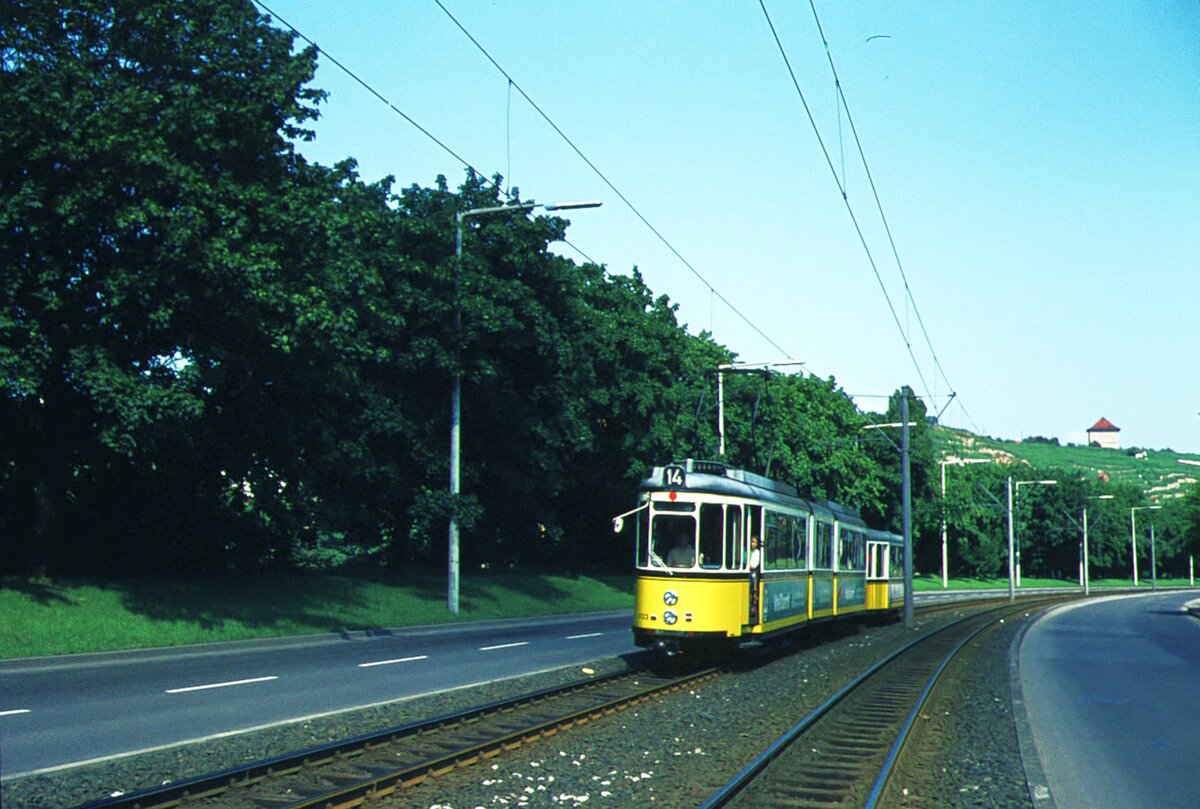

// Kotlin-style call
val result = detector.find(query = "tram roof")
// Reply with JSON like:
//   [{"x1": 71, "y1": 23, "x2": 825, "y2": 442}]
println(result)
[
  {"x1": 640, "y1": 459, "x2": 866, "y2": 527},
  {"x1": 865, "y1": 527, "x2": 905, "y2": 545}
]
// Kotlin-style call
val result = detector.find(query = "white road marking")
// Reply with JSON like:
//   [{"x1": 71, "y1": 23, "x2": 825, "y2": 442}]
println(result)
[
  {"x1": 566, "y1": 633, "x2": 603, "y2": 639},
  {"x1": 358, "y1": 655, "x2": 429, "y2": 668},
  {"x1": 0, "y1": 708, "x2": 31, "y2": 717},
  {"x1": 165, "y1": 676, "x2": 279, "y2": 694},
  {"x1": 479, "y1": 642, "x2": 529, "y2": 651}
]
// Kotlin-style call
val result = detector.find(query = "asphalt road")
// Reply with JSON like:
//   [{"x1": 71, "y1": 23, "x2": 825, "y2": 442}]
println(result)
[
  {"x1": 0, "y1": 586, "x2": 1128, "y2": 784},
  {"x1": 0, "y1": 611, "x2": 638, "y2": 778},
  {"x1": 1018, "y1": 591, "x2": 1200, "y2": 809}
]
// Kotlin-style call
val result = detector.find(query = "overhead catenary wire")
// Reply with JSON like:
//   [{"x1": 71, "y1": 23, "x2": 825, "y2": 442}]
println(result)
[
  {"x1": 251, "y1": 0, "x2": 601, "y2": 266},
  {"x1": 757, "y1": 0, "x2": 935, "y2": 404},
  {"x1": 805, "y1": 0, "x2": 981, "y2": 434},
  {"x1": 258, "y1": 0, "x2": 788, "y2": 359},
  {"x1": 258, "y1": 0, "x2": 980, "y2": 435},
  {"x1": 431, "y1": 0, "x2": 793, "y2": 360}
]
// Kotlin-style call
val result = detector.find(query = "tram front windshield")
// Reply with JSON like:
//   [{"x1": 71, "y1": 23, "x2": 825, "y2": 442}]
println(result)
[
  {"x1": 650, "y1": 514, "x2": 696, "y2": 568},
  {"x1": 638, "y1": 501, "x2": 732, "y2": 570}
]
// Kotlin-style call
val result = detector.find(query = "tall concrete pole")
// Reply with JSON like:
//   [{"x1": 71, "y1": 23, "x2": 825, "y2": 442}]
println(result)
[
  {"x1": 901, "y1": 392, "x2": 913, "y2": 628},
  {"x1": 1007, "y1": 477, "x2": 1015, "y2": 604},
  {"x1": 1082, "y1": 508, "x2": 1090, "y2": 596}
]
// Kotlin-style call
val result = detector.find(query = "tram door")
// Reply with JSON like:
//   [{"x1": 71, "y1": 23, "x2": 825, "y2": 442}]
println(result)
[
  {"x1": 747, "y1": 506, "x2": 763, "y2": 625},
  {"x1": 866, "y1": 542, "x2": 889, "y2": 610}
]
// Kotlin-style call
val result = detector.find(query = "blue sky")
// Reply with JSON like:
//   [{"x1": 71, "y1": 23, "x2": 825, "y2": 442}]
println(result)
[{"x1": 260, "y1": 1, "x2": 1199, "y2": 452}]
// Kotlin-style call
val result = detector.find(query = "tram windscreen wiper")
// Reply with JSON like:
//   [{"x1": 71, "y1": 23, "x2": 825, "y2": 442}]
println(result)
[{"x1": 647, "y1": 549, "x2": 672, "y2": 575}]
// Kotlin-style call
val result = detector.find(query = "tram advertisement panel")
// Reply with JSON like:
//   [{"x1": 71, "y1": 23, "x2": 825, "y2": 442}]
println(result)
[
  {"x1": 838, "y1": 575, "x2": 866, "y2": 609},
  {"x1": 762, "y1": 577, "x2": 807, "y2": 623},
  {"x1": 812, "y1": 576, "x2": 834, "y2": 613}
]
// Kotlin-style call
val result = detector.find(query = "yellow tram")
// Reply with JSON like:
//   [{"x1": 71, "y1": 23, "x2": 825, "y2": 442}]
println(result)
[{"x1": 617, "y1": 459, "x2": 906, "y2": 658}]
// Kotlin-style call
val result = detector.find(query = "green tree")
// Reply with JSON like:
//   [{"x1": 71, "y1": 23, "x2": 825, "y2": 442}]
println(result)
[
  {"x1": 1176, "y1": 482, "x2": 1200, "y2": 574},
  {"x1": 752, "y1": 373, "x2": 886, "y2": 516},
  {"x1": 1, "y1": 0, "x2": 327, "y2": 572},
  {"x1": 940, "y1": 461, "x2": 1011, "y2": 578},
  {"x1": 557, "y1": 270, "x2": 730, "y2": 572}
]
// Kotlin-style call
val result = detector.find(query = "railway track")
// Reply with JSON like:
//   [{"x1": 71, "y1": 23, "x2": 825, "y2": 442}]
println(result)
[
  {"x1": 80, "y1": 666, "x2": 717, "y2": 809},
  {"x1": 699, "y1": 598, "x2": 1064, "y2": 808}
]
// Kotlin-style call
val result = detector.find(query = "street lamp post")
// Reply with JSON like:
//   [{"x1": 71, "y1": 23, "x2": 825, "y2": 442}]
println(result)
[
  {"x1": 1129, "y1": 505, "x2": 1161, "y2": 587},
  {"x1": 1013, "y1": 479, "x2": 1057, "y2": 587},
  {"x1": 938, "y1": 458, "x2": 989, "y2": 588},
  {"x1": 449, "y1": 199, "x2": 601, "y2": 615},
  {"x1": 1151, "y1": 522, "x2": 1158, "y2": 591},
  {"x1": 1081, "y1": 508, "x2": 1089, "y2": 593}
]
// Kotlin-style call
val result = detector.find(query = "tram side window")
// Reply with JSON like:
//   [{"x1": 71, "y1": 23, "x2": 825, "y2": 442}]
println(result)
[
  {"x1": 813, "y1": 521, "x2": 834, "y2": 570},
  {"x1": 779, "y1": 514, "x2": 793, "y2": 569},
  {"x1": 768, "y1": 512, "x2": 798, "y2": 571},
  {"x1": 773, "y1": 513, "x2": 787, "y2": 570},
  {"x1": 890, "y1": 544, "x2": 904, "y2": 576},
  {"x1": 793, "y1": 515, "x2": 805, "y2": 569},
  {"x1": 698, "y1": 503, "x2": 723, "y2": 568},
  {"x1": 839, "y1": 530, "x2": 865, "y2": 572},
  {"x1": 652, "y1": 514, "x2": 697, "y2": 568},
  {"x1": 725, "y1": 505, "x2": 743, "y2": 570},
  {"x1": 747, "y1": 506, "x2": 762, "y2": 548},
  {"x1": 794, "y1": 516, "x2": 809, "y2": 568},
  {"x1": 764, "y1": 511, "x2": 780, "y2": 570}
]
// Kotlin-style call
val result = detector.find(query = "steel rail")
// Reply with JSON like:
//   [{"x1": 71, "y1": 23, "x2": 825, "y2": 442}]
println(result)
[
  {"x1": 861, "y1": 610, "x2": 1009, "y2": 808},
  {"x1": 79, "y1": 666, "x2": 717, "y2": 809},
  {"x1": 280, "y1": 667, "x2": 719, "y2": 809},
  {"x1": 698, "y1": 598, "x2": 1062, "y2": 808}
]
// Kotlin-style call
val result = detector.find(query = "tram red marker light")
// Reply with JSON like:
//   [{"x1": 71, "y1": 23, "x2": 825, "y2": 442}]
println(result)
[{"x1": 669, "y1": 491, "x2": 677, "y2": 501}]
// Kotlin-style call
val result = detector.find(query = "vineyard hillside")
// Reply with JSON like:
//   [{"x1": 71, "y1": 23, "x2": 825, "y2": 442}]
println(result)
[{"x1": 931, "y1": 427, "x2": 1200, "y2": 501}]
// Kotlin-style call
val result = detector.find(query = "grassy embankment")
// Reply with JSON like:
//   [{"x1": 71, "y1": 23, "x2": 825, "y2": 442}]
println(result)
[
  {"x1": 0, "y1": 574, "x2": 634, "y2": 661},
  {"x1": 6, "y1": 573, "x2": 1191, "y2": 661}
]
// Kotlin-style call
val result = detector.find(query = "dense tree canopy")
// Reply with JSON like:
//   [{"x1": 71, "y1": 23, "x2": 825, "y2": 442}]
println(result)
[
  {"x1": 2, "y1": 0, "x2": 326, "y2": 571},
  {"x1": 4, "y1": 2, "x2": 1196, "y2": 581}
]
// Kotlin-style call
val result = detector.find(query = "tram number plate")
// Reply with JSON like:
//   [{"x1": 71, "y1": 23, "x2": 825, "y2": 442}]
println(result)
[{"x1": 663, "y1": 465, "x2": 686, "y2": 488}]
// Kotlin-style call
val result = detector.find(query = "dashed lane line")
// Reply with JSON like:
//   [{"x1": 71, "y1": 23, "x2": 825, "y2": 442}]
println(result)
[
  {"x1": 479, "y1": 642, "x2": 530, "y2": 651},
  {"x1": 165, "y1": 676, "x2": 279, "y2": 694},
  {"x1": 358, "y1": 655, "x2": 429, "y2": 668}
]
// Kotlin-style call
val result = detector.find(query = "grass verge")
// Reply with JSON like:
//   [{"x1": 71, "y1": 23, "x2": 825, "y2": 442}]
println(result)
[
  {"x1": 0, "y1": 574, "x2": 634, "y2": 660},
  {"x1": 913, "y1": 573, "x2": 1195, "y2": 591},
  {"x1": 7, "y1": 573, "x2": 1190, "y2": 660}
]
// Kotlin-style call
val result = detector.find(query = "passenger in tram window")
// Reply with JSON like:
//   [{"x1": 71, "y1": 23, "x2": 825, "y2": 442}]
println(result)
[
  {"x1": 666, "y1": 532, "x2": 695, "y2": 567},
  {"x1": 748, "y1": 536, "x2": 762, "y2": 570}
]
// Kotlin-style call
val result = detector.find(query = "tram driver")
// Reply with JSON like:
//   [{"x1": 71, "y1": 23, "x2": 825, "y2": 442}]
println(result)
[{"x1": 666, "y1": 531, "x2": 696, "y2": 567}]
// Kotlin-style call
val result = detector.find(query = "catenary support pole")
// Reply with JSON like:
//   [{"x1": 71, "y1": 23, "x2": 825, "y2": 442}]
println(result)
[{"x1": 901, "y1": 392, "x2": 913, "y2": 628}]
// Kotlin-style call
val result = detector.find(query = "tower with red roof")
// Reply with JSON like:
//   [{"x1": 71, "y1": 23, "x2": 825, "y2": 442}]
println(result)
[{"x1": 1087, "y1": 417, "x2": 1120, "y2": 449}]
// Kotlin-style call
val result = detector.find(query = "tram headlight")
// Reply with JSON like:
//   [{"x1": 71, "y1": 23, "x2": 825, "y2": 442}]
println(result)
[
  {"x1": 663, "y1": 590, "x2": 678, "y2": 606},
  {"x1": 663, "y1": 610, "x2": 678, "y2": 625}
]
